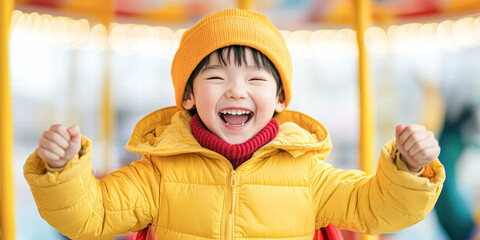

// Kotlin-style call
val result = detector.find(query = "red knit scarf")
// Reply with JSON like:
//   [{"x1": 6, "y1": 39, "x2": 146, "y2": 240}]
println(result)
[{"x1": 191, "y1": 114, "x2": 279, "y2": 168}]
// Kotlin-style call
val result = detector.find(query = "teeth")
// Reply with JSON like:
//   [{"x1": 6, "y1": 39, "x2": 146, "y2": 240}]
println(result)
[
  {"x1": 225, "y1": 122, "x2": 246, "y2": 126},
  {"x1": 220, "y1": 110, "x2": 251, "y2": 115}
]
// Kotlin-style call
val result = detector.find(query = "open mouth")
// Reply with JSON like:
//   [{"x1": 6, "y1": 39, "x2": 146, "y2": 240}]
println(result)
[{"x1": 219, "y1": 109, "x2": 253, "y2": 127}]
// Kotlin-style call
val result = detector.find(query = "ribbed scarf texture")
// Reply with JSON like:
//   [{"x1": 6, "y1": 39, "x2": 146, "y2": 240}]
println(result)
[{"x1": 191, "y1": 114, "x2": 279, "y2": 169}]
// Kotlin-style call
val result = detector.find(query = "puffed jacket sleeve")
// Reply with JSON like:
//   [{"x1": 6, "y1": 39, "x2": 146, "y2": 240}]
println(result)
[
  {"x1": 310, "y1": 139, "x2": 445, "y2": 235},
  {"x1": 24, "y1": 136, "x2": 160, "y2": 240}
]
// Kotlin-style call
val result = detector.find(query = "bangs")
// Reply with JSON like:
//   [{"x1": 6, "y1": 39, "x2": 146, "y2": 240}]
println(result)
[
  {"x1": 196, "y1": 45, "x2": 280, "y2": 86},
  {"x1": 214, "y1": 46, "x2": 273, "y2": 72}
]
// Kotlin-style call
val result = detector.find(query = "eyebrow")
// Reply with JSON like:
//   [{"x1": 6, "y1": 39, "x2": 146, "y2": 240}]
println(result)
[{"x1": 202, "y1": 64, "x2": 225, "y2": 71}]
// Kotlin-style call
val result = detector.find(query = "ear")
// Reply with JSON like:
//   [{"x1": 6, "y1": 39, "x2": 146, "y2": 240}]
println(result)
[
  {"x1": 275, "y1": 88, "x2": 286, "y2": 112},
  {"x1": 182, "y1": 93, "x2": 195, "y2": 110}
]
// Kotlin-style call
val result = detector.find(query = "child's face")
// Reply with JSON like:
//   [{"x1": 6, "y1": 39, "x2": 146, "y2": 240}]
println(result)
[{"x1": 183, "y1": 48, "x2": 285, "y2": 144}]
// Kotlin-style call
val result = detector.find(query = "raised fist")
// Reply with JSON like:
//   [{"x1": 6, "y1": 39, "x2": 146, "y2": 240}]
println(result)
[
  {"x1": 395, "y1": 124, "x2": 441, "y2": 172},
  {"x1": 37, "y1": 124, "x2": 81, "y2": 168}
]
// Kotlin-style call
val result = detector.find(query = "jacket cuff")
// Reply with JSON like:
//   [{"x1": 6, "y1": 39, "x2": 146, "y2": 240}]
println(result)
[
  {"x1": 380, "y1": 139, "x2": 445, "y2": 190},
  {"x1": 24, "y1": 135, "x2": 93, "y2": 186}
]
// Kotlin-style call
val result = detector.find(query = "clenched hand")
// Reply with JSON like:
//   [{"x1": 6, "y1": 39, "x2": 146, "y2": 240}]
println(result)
[
  {"x1": 395, "y1": 124, "x2": 441, "y2": 172},
  {"x1": 37, "y1": 124, "x2": 81, "y2": 168}
]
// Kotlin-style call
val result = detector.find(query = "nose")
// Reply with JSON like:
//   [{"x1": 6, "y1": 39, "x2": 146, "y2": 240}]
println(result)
[{"x1": 225, "y1": 80, "x2": 248, "y2": 100}]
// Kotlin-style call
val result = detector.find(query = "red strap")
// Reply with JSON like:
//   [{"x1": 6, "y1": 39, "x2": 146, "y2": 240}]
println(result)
[
  {"x1": 326, "y1": 224, "x2": 344, "y2": 240},
  {"x1": 316, "y1": 224, "x2": 344, "y2": 240},
  {"x1": 135, "y1": 226, "x2": 149, "y2": 240}
]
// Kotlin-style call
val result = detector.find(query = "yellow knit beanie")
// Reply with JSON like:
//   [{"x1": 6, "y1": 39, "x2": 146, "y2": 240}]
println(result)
[{"x1": 171, "y1": 8, "x2": 292, "y2": 110}]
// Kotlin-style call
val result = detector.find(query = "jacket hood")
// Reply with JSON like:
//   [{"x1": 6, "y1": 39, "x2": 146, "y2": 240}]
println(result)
[{"x1": 125, "y1": 106, "x2": 332, "y2": 160}]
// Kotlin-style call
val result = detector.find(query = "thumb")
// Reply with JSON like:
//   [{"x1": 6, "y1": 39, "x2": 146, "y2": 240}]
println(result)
[
  {"x1": 395, "y1": 124, "x2": 406, "y2": 143},
  {"x1": 67, "y1": 125, "x2": 81, "y2": 143}
]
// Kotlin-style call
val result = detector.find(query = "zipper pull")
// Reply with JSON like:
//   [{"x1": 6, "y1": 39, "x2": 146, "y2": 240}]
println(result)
[{"x1": 231, "y1": 170, "x2": 237, "y2": 188}]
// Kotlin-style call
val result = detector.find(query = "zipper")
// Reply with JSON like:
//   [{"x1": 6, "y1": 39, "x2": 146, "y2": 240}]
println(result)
[{"x1": 227, "y1": 170, "x2": 237, "y2": 240}]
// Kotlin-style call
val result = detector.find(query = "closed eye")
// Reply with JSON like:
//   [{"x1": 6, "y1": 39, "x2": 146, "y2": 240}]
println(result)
[
  {"x1": 249, "y1": 78, "x2": 267, "y2": 81},
  {"x1": 207, "y1": 77, "x2": 224, "y2": 80}
]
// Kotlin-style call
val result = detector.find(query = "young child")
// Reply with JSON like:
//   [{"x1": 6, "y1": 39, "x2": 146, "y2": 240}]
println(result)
[{"x1": 24, "y1": 9, "x2": 445, "y2": 240}]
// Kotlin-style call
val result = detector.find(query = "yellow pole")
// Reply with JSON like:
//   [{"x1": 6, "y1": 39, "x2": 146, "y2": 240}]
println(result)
[
  {"x1": 0, "y1": 0, "x2": 16, "y2": 239},
  {"x1": 100, "y1": 55, "x2": 113, "y2": 173},
  {"x1": 355, "y1": 0, "x2": 374, "y2": 174},
  {"x1": 99, "y1": 0, "x2": 114, "y2": 174},
  {"x1": 238, "y1": 0, "x2": 252, "y2": 10},
  {"x1": 354, "y1": 0, "x2": 377, "y2": 239}
]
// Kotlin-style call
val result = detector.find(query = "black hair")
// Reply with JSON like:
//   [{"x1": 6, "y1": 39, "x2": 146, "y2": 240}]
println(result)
[{"x1": 183, "y1": 45, "x2": 284, "y2": 115}]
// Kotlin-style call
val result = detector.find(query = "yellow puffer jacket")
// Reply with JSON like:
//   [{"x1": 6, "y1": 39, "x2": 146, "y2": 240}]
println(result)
[{"x1": 24, "y1": 107, "x2": 445, "y2": 240}]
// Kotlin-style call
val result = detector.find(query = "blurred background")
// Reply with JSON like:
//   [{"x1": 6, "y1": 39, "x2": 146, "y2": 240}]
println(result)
[{"x1": 2, "y1": 0, "x2": 480, "y2": 239}]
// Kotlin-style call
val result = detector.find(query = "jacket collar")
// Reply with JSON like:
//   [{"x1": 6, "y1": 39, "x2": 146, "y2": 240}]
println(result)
[{"x1": 124, "y1": 106, "x2": 332, "y2": 160}]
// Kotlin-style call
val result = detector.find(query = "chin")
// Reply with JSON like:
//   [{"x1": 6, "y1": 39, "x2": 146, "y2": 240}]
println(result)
[
  {"x1": 222, "y1": 135, "x2": 250, "y2": 145},
  {"x1": 223, "y1": 138, "x2": 244, "y2": 145}
]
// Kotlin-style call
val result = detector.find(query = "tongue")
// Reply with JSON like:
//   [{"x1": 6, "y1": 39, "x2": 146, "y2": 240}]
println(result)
[{"x1": 223, "y1": 114, "x2": 249, "y2": 125}]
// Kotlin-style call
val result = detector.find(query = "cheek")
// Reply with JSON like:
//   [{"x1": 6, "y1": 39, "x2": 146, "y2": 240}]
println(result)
[
  {"x1": 195, "y1": 86, "x2": 221, "y2": 109},
  {"x1": 254, "y1": 88, "x2": 278, "y2": 106},
  {"x1": 252, "y1": 93, "x2": 278, "y2": 121}
]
